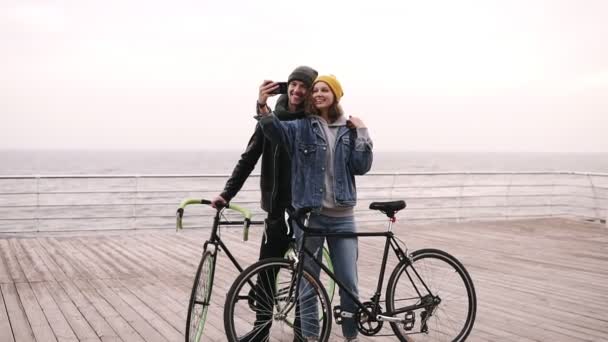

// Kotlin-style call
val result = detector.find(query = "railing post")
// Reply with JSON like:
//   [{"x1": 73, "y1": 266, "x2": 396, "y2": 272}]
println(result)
[
  {"x1": 133, "y1": 176, "x2": 139, "y2": 229},
  {"x1": 587, "y1": 174, "x2": 601, "y2": 223},
  {"x1": 389, "y1": 173, "x2": 397, "y2": 200},
  {"x1": 505, "y1": 173, "x2": 512, "y2": 221},
  {"x1": 457, "y1": 173, "x2": 465, "y2": 223},
  {"x1": 35, "y1": 176, "x2": 40, "y2": 232},
  {"x1": 549, "y1": 177, "x2": 555, "y2": 218}
]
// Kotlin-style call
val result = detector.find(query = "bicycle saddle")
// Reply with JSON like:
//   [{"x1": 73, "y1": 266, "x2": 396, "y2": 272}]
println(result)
[{"x1": 369, "y1": 200, "x2": 406, "y2": 218}]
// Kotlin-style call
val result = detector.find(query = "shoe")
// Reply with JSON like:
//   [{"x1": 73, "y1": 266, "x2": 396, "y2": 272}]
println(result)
[{"x1": 239, "y1": 325, "x2": 270, "y2": 342}]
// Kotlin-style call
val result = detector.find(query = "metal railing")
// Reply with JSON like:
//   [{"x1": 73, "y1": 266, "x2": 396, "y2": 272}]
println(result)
[{"x1": 0, "y1": 171, "x2": 606, "y2": 233}]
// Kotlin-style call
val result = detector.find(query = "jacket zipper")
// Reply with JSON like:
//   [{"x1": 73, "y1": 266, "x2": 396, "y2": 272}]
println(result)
[{"x1": 271, "y1": 144, "x2": 279, "y2": 209}]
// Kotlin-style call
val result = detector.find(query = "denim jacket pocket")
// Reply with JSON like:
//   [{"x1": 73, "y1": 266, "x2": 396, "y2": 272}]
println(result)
[{"x1": 297, "y1": 143, "x2": 317, "y2": 159}]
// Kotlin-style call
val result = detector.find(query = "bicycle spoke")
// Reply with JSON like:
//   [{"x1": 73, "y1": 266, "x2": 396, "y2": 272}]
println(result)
[
  {"x1": 224, "y1": 259, "x2": 331, "y2": 341},
  {"x1": 186, "y1": 251, "x2": 214, "y2": 342}
]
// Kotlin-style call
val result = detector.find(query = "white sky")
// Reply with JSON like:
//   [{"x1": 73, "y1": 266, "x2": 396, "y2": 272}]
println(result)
[{"x1": 1, "y1": 0, "x2": 607, "y2": 152}]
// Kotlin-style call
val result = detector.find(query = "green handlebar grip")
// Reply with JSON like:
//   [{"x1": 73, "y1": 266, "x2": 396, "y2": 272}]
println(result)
[
  {"x1": 226, "y1": 203, "x2": 251, "y2": 241},
  {"x1": 243, "y1": 218, "x2": 251, "y2": 241},
  {"x1": 176, "y1": 199, "x2": 206, "y2": 231}
]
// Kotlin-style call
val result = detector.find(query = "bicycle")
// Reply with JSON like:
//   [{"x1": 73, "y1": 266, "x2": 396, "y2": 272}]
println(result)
[
  {"x1": 176, "y1": 199, "x2": 335, "y2": 342},
  {"x1": 223, "y1": 200, "x2": 477, "y2": 341}
]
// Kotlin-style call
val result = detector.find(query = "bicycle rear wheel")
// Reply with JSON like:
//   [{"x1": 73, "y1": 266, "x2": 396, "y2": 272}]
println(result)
[
  {"x1": 224, "y1": 258, "x2": 332, "y2": 342},
  {"x1": 386, "y1": 248, "x2": 476, "y2": 342},
  {"x1": 185, "y1": 250, "x2": 216, "y2": 342}
]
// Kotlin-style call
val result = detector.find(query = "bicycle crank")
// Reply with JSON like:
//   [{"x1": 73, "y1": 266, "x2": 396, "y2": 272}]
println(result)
[{"x1": 356, "y1": 302, "x2": 383, "y2": 336}]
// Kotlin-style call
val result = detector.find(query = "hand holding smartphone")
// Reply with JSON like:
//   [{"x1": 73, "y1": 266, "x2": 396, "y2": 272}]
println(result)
[
  {"x1": 259, "y1": 80, "x2": 287, "y2": 111},
  {"x1": 270, "y1": 82, "x2": 288, "y2": 95}
]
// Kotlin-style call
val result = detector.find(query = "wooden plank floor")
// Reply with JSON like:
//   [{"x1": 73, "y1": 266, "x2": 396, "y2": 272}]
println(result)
[{"x1": 1, "y1": 218, "x2": 607, "y2": 341}]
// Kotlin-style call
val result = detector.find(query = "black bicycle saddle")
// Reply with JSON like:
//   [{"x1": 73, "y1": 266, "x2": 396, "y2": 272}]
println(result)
[{"x1": 369, "y1": 200, "x2": 406, "y2": 218}]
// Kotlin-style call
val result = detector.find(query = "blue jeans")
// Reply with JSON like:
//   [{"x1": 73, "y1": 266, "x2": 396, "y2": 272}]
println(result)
[{"x1": 295, "y1": 213, "x2": 359, "y2": 339}]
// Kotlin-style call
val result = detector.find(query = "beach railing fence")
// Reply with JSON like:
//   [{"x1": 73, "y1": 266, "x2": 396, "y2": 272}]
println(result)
[{"x1": 0, "y1": 172, "x2": 606, "y2": 233}]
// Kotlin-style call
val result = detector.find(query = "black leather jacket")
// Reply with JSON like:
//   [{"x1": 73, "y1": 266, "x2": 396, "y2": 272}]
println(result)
[{"x1": 220, "y1": 96, "x2": 305, "y2": 213}]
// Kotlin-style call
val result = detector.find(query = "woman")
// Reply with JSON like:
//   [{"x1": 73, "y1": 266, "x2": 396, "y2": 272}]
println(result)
[{"x1": 258, "y1": 74, "x2": 373, "y2": 342}]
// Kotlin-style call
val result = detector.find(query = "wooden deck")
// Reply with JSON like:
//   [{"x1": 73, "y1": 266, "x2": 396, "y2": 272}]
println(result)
[{"x1": 1, "y1": 218, "x2": 607, "y2": 341}]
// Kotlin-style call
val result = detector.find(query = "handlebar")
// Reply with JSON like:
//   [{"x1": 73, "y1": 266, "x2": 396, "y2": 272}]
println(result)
[
  {"x1": 176, "y1": 199, "x2": 253, "y2": 241},
  {"x1": 286, "y1": 207, "x2": 314, "y2": 232}
]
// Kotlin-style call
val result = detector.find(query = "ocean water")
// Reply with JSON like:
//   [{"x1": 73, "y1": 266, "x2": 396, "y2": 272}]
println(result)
[{"x1": 1, "y1": 149, "x2": 608, "y2": 175}]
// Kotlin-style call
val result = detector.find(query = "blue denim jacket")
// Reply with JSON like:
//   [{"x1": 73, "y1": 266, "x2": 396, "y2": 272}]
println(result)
[{"x1": 258, "y1": 114, "x2": 373, "y2": 210}]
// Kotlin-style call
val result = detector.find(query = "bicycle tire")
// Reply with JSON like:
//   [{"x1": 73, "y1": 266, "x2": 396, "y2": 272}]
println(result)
[
  {"x1": 224, "y1": 258, "x2": 332, "y2": 341},
  {"x1": 185, "y1": 250, "x2": 216, "y2": 342},
  {"x1": 386, "y1": 248, "x2": 477, "y2": 342}
]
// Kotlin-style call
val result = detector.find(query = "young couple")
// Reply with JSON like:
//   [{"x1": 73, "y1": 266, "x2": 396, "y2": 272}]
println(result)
[{"x1": 213, "y1": 66, "x2": 373, "y2": 341}]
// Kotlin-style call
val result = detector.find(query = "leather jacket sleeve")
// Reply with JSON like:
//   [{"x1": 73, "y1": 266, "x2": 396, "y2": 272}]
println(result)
[
  {"x1": 258, "y1": 114, "x2": 298, "y2": 159},
  {"x1": 220, "y1": 125, "x2": 264, "y2": 202}
]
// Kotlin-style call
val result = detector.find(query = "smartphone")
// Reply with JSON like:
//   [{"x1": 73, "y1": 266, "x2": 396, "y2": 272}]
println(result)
[{"x1": 271, "y1": 82, "x2": 288, "y2": 95}]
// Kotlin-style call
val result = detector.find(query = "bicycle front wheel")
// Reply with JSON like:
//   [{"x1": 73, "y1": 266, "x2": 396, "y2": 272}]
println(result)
[
  {"x1": 386, "y1": 248, "x2": 477, "y2": 342},
  {"x1": 185, "y1": 250, "x2": 216, "y2": 342},
  {"x1": 224, "y1": 258, "x2": 332, "y2": 342},
  {"x1": 285, "y1": 245, "x2": 335, "y2": 305}
]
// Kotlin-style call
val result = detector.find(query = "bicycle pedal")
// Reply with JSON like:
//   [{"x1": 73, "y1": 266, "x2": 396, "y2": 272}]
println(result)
[
  {"x1": 403, "y1": 311, "x2": 415, "y2": 331},
  {"x1": 333, "y1": 306, "x2": 343, "y2": 325},
  {"x1": 333, "y1": 306, "x2": 356, "y2": 325}
]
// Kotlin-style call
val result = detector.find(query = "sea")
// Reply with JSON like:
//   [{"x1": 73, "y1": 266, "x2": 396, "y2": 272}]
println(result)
[{"x1": 1, "y1": 150, "x2": 608, "y2": 175}]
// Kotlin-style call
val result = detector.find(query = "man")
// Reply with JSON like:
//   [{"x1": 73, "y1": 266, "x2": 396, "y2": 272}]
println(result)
[
  {"x1": 213, "y1": 65, "x2": 317, "y2": 257},
  {"x1": 212, "y1": 66, "x2": 317, "y2": 340}
]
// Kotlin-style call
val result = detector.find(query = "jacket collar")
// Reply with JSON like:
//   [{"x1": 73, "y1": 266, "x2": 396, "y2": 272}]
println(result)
[
  {"x1": 310, "y1": 115, "x2": 350, "y2": 143},
  {"x1": 311, "y1": 114, "x2": 347, "y2": 126},
  {"x1": 274, "y1": 94, "x2": 306, "y2": 120},
  {"x1": 327, "y1": 115, "x2": 348, "y2": 127}
]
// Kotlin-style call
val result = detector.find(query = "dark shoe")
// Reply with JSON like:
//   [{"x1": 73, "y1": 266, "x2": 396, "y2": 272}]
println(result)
[{"x1": 239, "y1": 324, "x2": 270, "y2": 342}]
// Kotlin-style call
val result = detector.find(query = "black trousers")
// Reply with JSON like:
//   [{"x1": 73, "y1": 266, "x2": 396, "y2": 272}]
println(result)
[
  {"x1": 245, "y1": 208, "x2": 303, "y2": 341},
  {"x1": 258, "y1": 209, "x2": 292, "y2": 260}
]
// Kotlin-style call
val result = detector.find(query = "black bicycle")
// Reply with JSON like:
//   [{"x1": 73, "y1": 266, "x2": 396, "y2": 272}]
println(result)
[{"x1": 223, "y1": 200, "x2": 477, "y2": 341}]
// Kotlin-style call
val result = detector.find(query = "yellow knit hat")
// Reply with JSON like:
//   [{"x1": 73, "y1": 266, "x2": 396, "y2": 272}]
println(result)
[{"x1": 314, "y1": 74, "x2": 344, "y2": 102}]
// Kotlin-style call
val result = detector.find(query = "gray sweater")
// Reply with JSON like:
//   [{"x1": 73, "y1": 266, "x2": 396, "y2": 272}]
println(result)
[{"x1": 315, "y1": 115, "x2": 371, "y2": 217}]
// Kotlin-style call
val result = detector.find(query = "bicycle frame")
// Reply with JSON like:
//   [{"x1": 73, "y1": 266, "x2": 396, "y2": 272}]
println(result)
[
  {"x1": 204, "y1": 209, "x2": 264, "y2": 274},
  {"x1": 291, "y1": 223, "x2": 435, "y2": 323}
]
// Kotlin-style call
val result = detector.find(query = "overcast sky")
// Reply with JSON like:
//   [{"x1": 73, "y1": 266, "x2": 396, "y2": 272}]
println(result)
[{"x1": 1, "y1": 0, "x2": 606, "y2": 152}]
